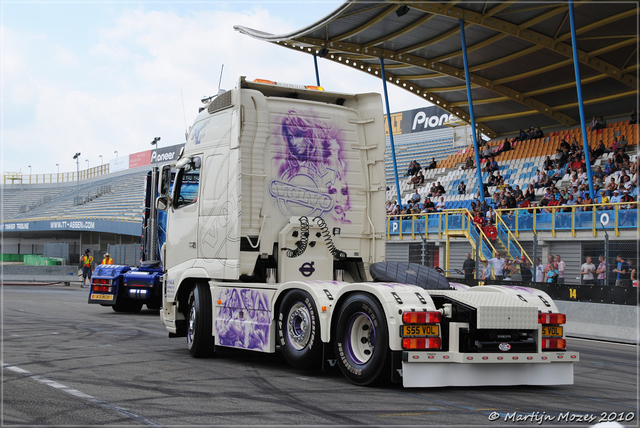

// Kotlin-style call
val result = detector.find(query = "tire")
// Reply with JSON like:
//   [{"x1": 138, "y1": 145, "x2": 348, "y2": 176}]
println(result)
[
  {"x1": 146, "y1": 302, "x2": 161, "y2": 310},
  {"x1": 277, "y1": 290, "x2": 322, "y2": 370},
  {"x1": 333, "y1": 293, "x2": 390, "y2": 386},
  {"x1": 186, "y1": 283, "x2": 215, "y2": 358}
]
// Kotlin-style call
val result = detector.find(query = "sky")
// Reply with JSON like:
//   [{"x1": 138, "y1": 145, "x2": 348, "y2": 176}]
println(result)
[{"x1": 2, "y1": 1, "x2": 433, "y2": 177}]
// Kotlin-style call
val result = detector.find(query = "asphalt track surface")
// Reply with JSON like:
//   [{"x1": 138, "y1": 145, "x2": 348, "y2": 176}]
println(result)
[{"x1": 2, "y1": 284, "x2": 638, "y2": 427}]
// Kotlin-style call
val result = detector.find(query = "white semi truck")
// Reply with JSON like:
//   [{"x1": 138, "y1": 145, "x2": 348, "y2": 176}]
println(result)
[{"x1": 156, "y1": 77, "x2": 578, "y2": 387}]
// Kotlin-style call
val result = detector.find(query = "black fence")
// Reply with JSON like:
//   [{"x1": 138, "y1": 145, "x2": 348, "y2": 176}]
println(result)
[{"x1": 450, "y1": 278, "x2": 638, "y2": 306}]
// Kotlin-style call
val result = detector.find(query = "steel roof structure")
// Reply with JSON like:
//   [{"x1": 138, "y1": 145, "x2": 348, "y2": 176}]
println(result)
[{"x1": 235, "y1": 0, "x2": 638, "y2": 138}]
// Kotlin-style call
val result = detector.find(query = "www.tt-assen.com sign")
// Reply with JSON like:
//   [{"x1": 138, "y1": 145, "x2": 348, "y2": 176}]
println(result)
[
  {"x1": 384, "y1": 105, "x2": 456, "y2": 136},
  {"x1": 3, "y1": 219, "x2": 142, "y2": 236}
]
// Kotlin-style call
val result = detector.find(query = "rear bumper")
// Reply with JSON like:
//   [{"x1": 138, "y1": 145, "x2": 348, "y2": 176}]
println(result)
[{"x1": 401, "y1": 351, "x2": 578, "y2": 387}]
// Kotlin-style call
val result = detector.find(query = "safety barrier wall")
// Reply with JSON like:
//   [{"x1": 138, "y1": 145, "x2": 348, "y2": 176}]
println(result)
[
  {"x1": 2, "y1": 265, "x2": 79, "y2": 283},
  {"x1": 555, "y1": 301, "x2": 638, "y2": 344}
]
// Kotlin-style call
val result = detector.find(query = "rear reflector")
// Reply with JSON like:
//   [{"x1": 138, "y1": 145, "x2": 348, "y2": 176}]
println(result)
[
  {"x1": 402, "y1": 337, "x2": 441, "y2": 350},
  {"x1": 92, "y1": 285, "x2": 111, "y2": 293},
  {"x1": 538, "y1": 313, "x2": 566, "y2": 325},
  {"x1": 542, "y1": 338, "x2": 567, "y2": 350},
  {"x1": 402, "y1": 311, "x2": 441, "y2": 324}
]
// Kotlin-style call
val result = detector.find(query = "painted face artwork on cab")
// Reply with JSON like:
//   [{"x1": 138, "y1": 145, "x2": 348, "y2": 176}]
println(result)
[{"x1": 270, "y1": 110, "x2": 351, "y2": 223}]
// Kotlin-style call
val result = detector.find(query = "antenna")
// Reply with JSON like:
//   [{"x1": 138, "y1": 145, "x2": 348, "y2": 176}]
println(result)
[
  {"x1": 180, "y1": 87, "x2": 188, "y2": 141},
  {"x1": 217, "y1": 64, "x2": 224, "y2": 93}
]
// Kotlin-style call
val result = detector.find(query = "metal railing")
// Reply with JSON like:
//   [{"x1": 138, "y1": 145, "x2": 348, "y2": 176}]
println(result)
[
  {"x1": 3, "y1": 164, "x2": 110, "y2": 185},
  {"x1": 387, "y1": 201, "x2": 638, "y2": 239}
]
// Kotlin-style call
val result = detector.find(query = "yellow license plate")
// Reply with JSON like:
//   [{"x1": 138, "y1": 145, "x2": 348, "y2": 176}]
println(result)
[
  {"x1": 91, "y1": 294, "x2": 114, "y2": 301},
  {"x1": 542, "y1": 326, "x2": 563, "y2": 337},
  {"x1": 402, "y1": 325, "x2": 439, "y2": 337}
]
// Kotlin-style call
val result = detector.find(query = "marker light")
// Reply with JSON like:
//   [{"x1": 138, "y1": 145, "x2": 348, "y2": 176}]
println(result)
[
  {"x1": 538, "y1": 313, "x2": 566, "y2": 324},
  {"x1": 402, "y1": 337, "x2": 442, "y2": 350},
  {"x1": 402, "y1": 311, "x2": 441, "y2": 324}
]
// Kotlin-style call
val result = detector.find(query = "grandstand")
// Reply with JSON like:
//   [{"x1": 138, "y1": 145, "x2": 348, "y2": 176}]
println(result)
[{"x1": 386, "y1": 119, "x2": 638, "y2": 208}]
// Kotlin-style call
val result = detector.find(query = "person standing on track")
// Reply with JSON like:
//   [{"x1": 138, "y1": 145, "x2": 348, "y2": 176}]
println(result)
[
  {"x1": 101, "y1": 252, "x2": 113, "y2": 265},
  {"x1": 462, "y1": 253, "x2": 476, "y2": 280},
  {"x1": 80, "y1": 249, "x2": 93, "y2": 288}
]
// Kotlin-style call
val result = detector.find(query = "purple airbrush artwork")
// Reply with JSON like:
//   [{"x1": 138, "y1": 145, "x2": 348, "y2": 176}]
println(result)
[
  {"x1": 215, "y1": 288, "x2": 271, "y2": 351},
  {"x1": 270, "y1": 110, "x2": 351, "y2": 223}
]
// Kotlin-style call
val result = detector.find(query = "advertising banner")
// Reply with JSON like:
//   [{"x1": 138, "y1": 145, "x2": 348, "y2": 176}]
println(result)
[
  {"x1": 150, "y1": 143, "x2": 184, "y2": 165},
  {"x1": 110, "y1": 156, "x2": 129, "y2": 172},
  {"x1": 129, "y1": 150, "x2": 152, "y2": 168},
  {"x1": 385, "y1": 106, "x2": 456, "y2": 136}
]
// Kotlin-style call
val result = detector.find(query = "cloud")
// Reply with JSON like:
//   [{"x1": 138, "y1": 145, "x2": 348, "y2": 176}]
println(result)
[{"x1": 2, "y1": 4, "x2": 432, "y2": 176}]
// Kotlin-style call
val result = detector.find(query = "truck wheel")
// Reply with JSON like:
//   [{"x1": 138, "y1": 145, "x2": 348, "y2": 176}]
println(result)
[
  {"x1": 187, "y1": 283, "x2": 214, "y2": 358},
  {"x1": 278, "y1": 290, "x2": 321, "y2": 370},
  {"x1": 334, "y1": 293, "x2": 390, "y2": 386}
]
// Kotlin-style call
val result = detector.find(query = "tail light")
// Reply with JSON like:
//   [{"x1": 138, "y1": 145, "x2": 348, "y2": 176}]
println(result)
[
  {"x1": 541, "y1": 338, "x2": 566, "y2": 350},
  {"x1": 402, "y1": 311, "x2": 441, "y2": 324},
  {"x1": 538, "y1": 313, "x2": 566, "y2": 325},
  {"x1": 402, "y1": 337, "x2": 442, "y2": 350},
  {"x1": 91, "y1": 278, "x2": 113, "y2": 293}
]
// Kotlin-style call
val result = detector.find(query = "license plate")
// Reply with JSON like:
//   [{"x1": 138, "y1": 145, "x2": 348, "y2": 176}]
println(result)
[
  {"x1": 91, "y1": 293, "x2": 114, "y2": 301},
  {"x1": 542, "y1": 326, "x2": 563, "y2": 337},
  {"x1": 402, "y1": 325, "x2": 439, "y2": 337}
]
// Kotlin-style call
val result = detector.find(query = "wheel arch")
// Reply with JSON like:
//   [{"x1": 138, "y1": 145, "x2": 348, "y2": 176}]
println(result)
[{"x1": 172, "y1": 268, "x2": 212, "y2": 337}]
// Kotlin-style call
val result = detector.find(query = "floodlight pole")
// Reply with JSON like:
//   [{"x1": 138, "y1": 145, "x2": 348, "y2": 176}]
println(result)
[
  {"x1": 379, "y1": 58, "x2": 403, "y2": 207},
  {"x1": 460, "y1": 20, "x2": 485, "y2": 203},
  {"x1": 569, "y1": 1, "x2": 595, "y2": 200}
]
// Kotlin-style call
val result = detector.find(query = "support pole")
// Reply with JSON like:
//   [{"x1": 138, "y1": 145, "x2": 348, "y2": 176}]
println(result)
[
  {"x1": 569, "y1": 1, "x2": 595, "y2": 200},
  {"x1": 379, "y1": 58, "x2": 403, "y2": 206},
  {"x1": 459, "y1": 20, "x2": 485, "y2": 202},
  {"x1": 313, "y1": 55, "x2": 321, "y2": 87}
]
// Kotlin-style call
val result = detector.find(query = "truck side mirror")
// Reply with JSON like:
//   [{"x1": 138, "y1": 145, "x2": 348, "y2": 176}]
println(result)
[
  {"x1": 160, "y1": 165, "x2": 171, "y2": 196},
  {"x1": 156, "y1": 195, "x2": 169, "y2": 211}
]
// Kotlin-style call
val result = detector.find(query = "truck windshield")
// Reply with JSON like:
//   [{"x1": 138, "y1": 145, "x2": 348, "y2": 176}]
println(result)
[{"x1": 173, "y1": 157, "x2": 200, "y2": 208}]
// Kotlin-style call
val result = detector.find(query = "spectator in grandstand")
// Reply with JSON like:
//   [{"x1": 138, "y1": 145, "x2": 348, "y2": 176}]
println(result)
[
  {"x1": 480, "y1": 259, "x2": 492, "y2": 280},
  {"x1": 80, "y1": 249, "x2": 93, "y2": 288},
  {"x1": 590, "y1": 116, "x2": 598, "y2": 130},
  {"x1": 620, "y1": 190, "x2": 634, "y2": 210},
  {"x1": 535, "y1": 258, "x2": 544, "y2": 282},
  {"x1": 593, "y1": 166, "x2": 606, "y2": 188},
  {"x1": 596, "y1": 116, "x2": 607, "y2": 130},
  {"x1": 472, "y1": 211, "x2": 485, "y2": 227},
  {"x1": 620, "y1": 175, "x2": 634, "y2": 193},
  {"x1": 386, "y1": 201, "x2": 393, "y2": 215},
  {"x1": 512, "y1": 185, "x2": 524, "y2": 203},
  {"x1": 604, "y1": 158, "x2": 617, "y2": 176},
  {"x1": 422, "y1": 197, "x2": 435, "y2": 213},
  {"x1": 613, "y1": 254, "x2": 631, "y2": 286},
  {"x1": 495, "y1": 138, "x2": 511, "y2": 155},
  {"x1": 605, "y1": 177, "x2": 618, "y2": 196},
  {"x1": 596, "y1": 255, "x2": 607, "y2": 286},
  {"x1": 435, "y1": 197, "x2": 446, "y2": 212},
  {"x1": 485, "y1": 206, "x2": 495, "y2": 224},
  {"x1": 101, "y1": 252, "x2": 113, "y2": 265},
  {"x1": 532, "y1": 170, "x2": 544, "y2": 188},
  {"x1": 598, "y1": 190, "x2": 612, "y2": 210},
  {"x1": 581, "y1": 256, "x2": 596, "y2": 286},
  {"x1": 487, "y1": 253, "x2": 506, "y2": 281},
  {"x1": 555, "y1": 149, "x2": 568, "y2": 169},
  {"x1": 484, "y1": 157, "x2": 499, "y2": 174},
  {"x1": 426, "y1": 157, "x2": 437, "y2": 170},
  {"x1": 610, "y1": 136, "x2": 619, "y2": 153},
  {"x1": 617, "y1": 135, "x2": 628, "y2": 152},
  {"x1": 434, "y1": 181, "x2": 445, "y2": 196},
  {"x1": 408, "y1": 170, "x2": 425, "y2": 187},
  {"x1": 543, "y1": 156, "x2": 554, "y2": 171},
  {"x1": 426, "y1": 183, "x2": 438, "y2": 198},
  {"x1": 582, "y1": 193, "x2": 594, "y2": 211},
  {"x1": 610, "y1": 189, "x2": 622, "y2": 204},
  {"x1": 409, "y1": 189, "x2": 421, "y2": 204},
  {"x1": 591, "y1": 140, "x2": 607, "y2": 160},
  {"x1": 462, "y1": 155, "x2": 475, "y2": 170},
  {"x1": 630, "y1": 108, "x2": 637, "y2": 125},
  {"x1": 457, "y1": 181, "x2": 466, "y2": 195},
  {"x1": 481, "y1": 144, "x2": 495, "y2": 159},
  {"x1": 523, "y1": 184, "x2": 536, "y2": 202},
  {"x1": 533, "y1": 127, "x2": 544, "y2": 139},
  {"x1": 462, "y1": 253, "x2": 476, "y2": 280},
  {"x1": 555, "y1": 255, "x2": 566, "y2": 284}
]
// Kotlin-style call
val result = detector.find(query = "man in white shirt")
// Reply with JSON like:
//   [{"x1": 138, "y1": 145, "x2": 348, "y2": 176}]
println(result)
[
  {"x1": 535, "y1": 258, "x2": 544, "y2": 282},
  {"x1": 581, "y1": 256, "x2": 596, "y2": 286},
  {"x1": 556, "y1": 255, "x2": 566, "y2": 284},
  {"x1": 488, "y1": 252, "x2": 506, "y2": 281}
]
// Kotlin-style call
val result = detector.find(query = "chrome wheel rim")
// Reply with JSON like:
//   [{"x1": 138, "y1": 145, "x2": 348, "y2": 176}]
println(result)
[
  {"x1": 287, "y1": 302, "x2": 311, "y2": 351},
  {"x1": 346, "y1": 312, "x2": 375, "y2": 364}
]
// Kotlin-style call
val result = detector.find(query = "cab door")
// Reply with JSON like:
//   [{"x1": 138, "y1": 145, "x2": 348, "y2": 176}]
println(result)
[{"x1": 164, "y1": 156, "x2": 201, "y2": 270}]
